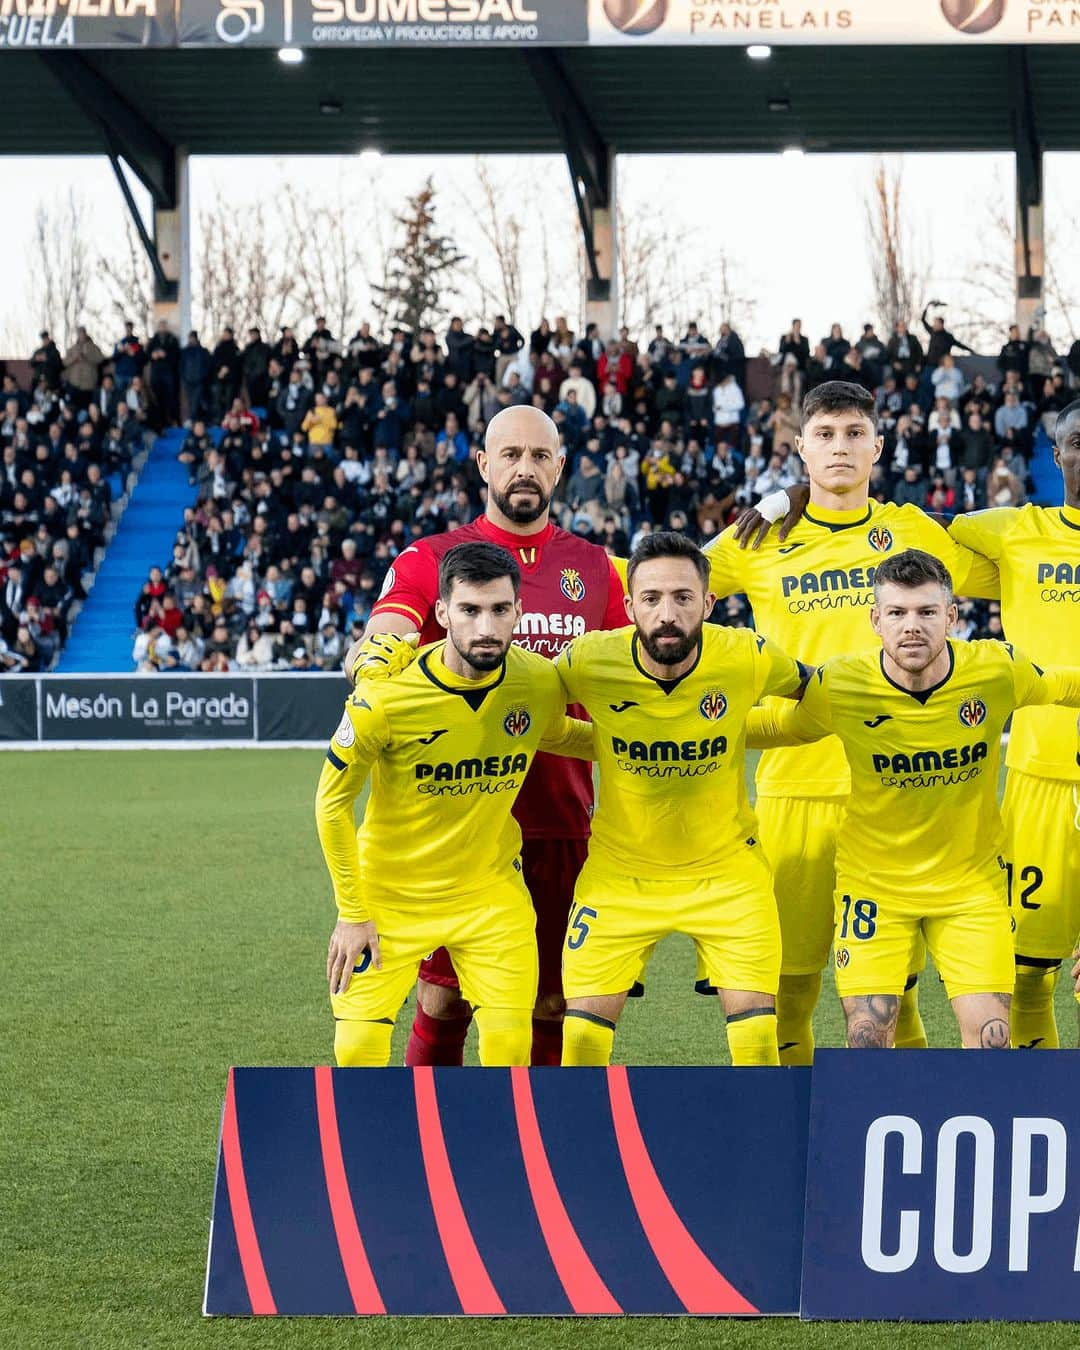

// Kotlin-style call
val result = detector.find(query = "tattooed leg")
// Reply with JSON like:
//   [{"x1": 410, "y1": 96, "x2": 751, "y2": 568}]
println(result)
[
  {"x1": 952, "y1": 992, "x2": 1012, "y2": 1049},
  {"x1": 841, "y1": 994, "x2": 900, "y2": 1049}
]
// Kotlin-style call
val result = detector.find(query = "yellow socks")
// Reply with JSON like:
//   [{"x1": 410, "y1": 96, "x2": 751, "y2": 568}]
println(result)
[
  {"x1": 894, "y1": 976, "x2": 929, "y2": 1049},
  {"x1": 725, "y1": 1008, "x2": 780, "y2": 1066},
  {"x1": 335, "y1": 1018, "x2": 394, "y2": 1066},
  {"x1": 1011, "y1": 965, "x2": 1060, "y2": 1049},
  {"x1": 776, "y1": 973, "x2": 821, "y2": 1066},
  {"x1": 561, "y1": 1010, "x2": 616, "y2": 1065},
  {"x1": 474, "y1": 1007, "x2": 532, "y2": 1066}
]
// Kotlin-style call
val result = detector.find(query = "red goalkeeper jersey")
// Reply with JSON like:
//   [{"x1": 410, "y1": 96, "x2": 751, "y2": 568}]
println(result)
[{"x1": 371, "y1": 516, "x2": 627, "y2": 839}]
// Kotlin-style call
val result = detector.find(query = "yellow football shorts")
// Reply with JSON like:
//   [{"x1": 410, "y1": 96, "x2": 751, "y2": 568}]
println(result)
[
  {"x1": 331, "y1": 870, "x2": 539, "y2": 1024},
  {"x1": 562, "y1": 845, "x2": 781, "y2": 999},
  {"x1": 757, "y1": 794, "x2": 927, "y2": 982},
  {"x1": 1003, "y1": 769, "x2": 1080, "y2": 963},
  {"x1": 831, "y1": 876, "x2": 1015, "y2": 1002},
  {"x1": 754, "y1": 796, "x2": 845, "y2": 977}
]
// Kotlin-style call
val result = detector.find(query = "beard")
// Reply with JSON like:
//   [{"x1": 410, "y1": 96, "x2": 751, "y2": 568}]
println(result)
[
  {"x1": 639, "y1": 622, "x2": 700, "y2": 667},
  {"x1": 450, "y1": 632, "x2": 509, "y2": 672},
  {"x1": 489, "y1": 479, "x2": 552, "y2": 525}
]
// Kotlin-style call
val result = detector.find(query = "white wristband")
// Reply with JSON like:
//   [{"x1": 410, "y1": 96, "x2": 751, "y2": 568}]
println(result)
[{"x1": 756, "y1": 489, "x2": 790, "y2": 523}]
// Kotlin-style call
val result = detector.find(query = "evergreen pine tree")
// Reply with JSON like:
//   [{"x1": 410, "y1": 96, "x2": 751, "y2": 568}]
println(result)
[{"x1": 373, "y1": 178, "x2": 466, "y2": 334}]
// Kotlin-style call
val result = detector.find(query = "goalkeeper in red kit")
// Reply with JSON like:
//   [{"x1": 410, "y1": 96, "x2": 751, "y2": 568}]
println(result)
[{"x1": 346, "y1": 405, "x2": 628, "y2": 1066}]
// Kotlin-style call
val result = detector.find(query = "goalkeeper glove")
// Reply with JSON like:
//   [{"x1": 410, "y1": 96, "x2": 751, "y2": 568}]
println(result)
[{"x1": 348, "y1": 631, "x2": 420, "y2": 684}]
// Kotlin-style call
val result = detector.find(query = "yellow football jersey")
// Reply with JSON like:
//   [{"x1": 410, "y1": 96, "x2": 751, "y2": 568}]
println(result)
[
  {"x1": 315, "y1": 641, "x2": 592, "y2": 921},
  {"x1": 704, "y1": 501, "x2": 1000, "y2": 797},
  {"x1": 950, "y1": 503, "x2": 1080, "y2": 782},
  {"x1": 746, "y1": 640, "x2": 1080, "y2": 903},
  {"x1": 554, "y1": 624, "x2": 804, "y2": 879}
]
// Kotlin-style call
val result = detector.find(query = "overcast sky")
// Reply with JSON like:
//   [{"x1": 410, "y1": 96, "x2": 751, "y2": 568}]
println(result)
[{"x1": 4, "y1": 149, "x2": 1080, "y2": 354}]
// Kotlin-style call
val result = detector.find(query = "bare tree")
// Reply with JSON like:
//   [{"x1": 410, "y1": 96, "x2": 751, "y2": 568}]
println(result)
[
  {"x1": 196, "y1": 198, "x2": 296, "y2": 340},
  {"x1": 27, "y1": 190, "x2": 97, "y2": 346},
  {"x1": 280, "y1": 181, "x2": 371, "y2": 340},
  {"x1": 98, "y1": 215, "x2": 154, "y2": 337},
  {"x1": 864, "y1": 160, "x2": 928, "y2": 333},
  {"x1": 618, "y1": 207, "x2": 756, "y2": 341}
]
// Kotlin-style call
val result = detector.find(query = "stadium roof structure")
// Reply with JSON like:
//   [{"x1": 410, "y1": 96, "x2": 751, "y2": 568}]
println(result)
[{"x1": 3, "y1": 28, "x2": 1072, "y2": 331}]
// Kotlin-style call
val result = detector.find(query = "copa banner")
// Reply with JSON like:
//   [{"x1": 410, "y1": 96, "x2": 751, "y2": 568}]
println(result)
[
  {"x1": 177, "y1": 0, "x2": 587, "y2": 47},
  {"x1": 802, "y1": 1051, "x2": 1080, "y2": 1321},
  {"x1": 588, "y1": 0, "x2": 1080, "y2": 45},
  {"x1": 0, "y1": 672, "x2": 346, "y2": 745},
  {"x1": 205, "y1": 1066, "x2": 810, "y2": 1316}
]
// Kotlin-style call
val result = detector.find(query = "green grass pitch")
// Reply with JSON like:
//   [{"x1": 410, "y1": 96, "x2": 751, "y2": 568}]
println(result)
[{"x1": 3, "y1": 749, "x2": 1077, "y2": 1348}]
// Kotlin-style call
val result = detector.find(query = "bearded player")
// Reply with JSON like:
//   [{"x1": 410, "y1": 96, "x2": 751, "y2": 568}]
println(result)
[
  {"x1": 702, "y1": 381, "x2": 999, "y2": 1063},
  {"x1": 346, "y1": 405, "x2": 627, "y2": 1066}
]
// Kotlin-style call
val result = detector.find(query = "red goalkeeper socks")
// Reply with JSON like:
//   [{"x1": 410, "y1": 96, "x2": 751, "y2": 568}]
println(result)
[
  {"x1": 405, "y1": 1006, "x2": 471, "y2": 1067},
  {"x1": 530, "y1": 1017, "x2": 563, "y2": 1067}
]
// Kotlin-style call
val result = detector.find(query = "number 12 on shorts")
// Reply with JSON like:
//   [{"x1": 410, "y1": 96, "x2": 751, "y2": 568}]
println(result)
[
  {"x1": 567, "y1": 904, "x2": 598, "y2": 950},
  {"x1": 839, "y1": 895, "x2": 878, "y2": 941}
]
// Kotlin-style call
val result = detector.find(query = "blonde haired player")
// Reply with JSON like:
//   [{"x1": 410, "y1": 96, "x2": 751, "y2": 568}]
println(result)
[{"x1": 747, "y1": 549, "x2": 1080, "y2": 1048}]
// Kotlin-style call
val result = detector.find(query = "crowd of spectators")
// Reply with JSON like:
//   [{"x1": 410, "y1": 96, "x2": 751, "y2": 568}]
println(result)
[
  {"x1": 127, "y1": 303, "x2": 1079, "y2": 672},
  {"x1": 0, "y1": 301, "x2": 1063, "y2": 674},
  {"x1": 0, "y1": 324, "x2": 160, "y2": 672}
]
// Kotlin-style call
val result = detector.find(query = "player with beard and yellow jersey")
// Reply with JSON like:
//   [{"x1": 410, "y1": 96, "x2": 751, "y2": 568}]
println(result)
[
  {"x1": 947, "y1": 400, "x2": 1080, "y2": 1048},
  {"x1": 745, "y1": 549, "x2": 1080, "y2": 1051},
  {"x1": 317, "y1": 542, "x2": 594, "y2": 1069},
  {"x1": 702, "y1": 381, "x2": 999, "y2": 1064},
  {"x1": 553, "y1": 532, "x2": 809, "y2": 1068}
]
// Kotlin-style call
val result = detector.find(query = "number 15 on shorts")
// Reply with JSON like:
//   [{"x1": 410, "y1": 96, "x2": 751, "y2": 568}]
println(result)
[{"x1": 567, "y1": 904, "x2": 598, "y2": 950}]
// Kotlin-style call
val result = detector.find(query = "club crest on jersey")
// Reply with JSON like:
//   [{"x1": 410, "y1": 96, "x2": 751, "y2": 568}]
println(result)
[
  {"x1": 560, "y1": 568, "x2": 586, "y2": 603},
  {"x1": 503, "y1": 705, "x2": 532, "y2": 737},
  {"x1": 958, "y1": 696, "x2": 988, "y2": 728},
  {"x1": 867, "y1": 525, "x2": 894, "y2": 553},
  {"x1": 699, "y1": 688, "x2": 728, "y2": 721},
  {"x1": 835, "y1": 948, "x2": 850, "y2": 969}
]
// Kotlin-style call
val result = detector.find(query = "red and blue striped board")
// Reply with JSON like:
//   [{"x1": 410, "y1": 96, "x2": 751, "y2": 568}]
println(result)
[{"x1": 204, "y1": 1066, "x2": 808, "y2": 1316}]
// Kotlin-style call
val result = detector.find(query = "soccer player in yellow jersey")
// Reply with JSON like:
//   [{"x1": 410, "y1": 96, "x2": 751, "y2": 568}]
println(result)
[
  {"x1": 703, "y1": 381, "x2": 999, "y2": 1063},
  {"x1": 316, "y1": 541, "x2": 594, "y2": 1068},
  {"x1": 947, "y1": 400, "x2": 1080, "y2": 1048},
  {"x1": 747, "y1": 549, "x2": 1080, "y2": 1049},
  {"x1": 553, "y1": 532, "x2": 810, "y2": 1067}
]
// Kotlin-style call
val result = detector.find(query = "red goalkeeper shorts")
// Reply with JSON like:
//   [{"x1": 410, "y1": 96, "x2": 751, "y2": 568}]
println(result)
[{"x1": 419, "y1": 837, "x2": 589, "y2": 1002}]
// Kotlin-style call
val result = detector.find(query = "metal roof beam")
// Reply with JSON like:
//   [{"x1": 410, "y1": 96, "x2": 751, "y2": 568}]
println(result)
[
  {"x1": 523, "y1": 49, "x2": 610, "y2": 286},
  {"x1": 1009, "y1": 45, "x2": 1043, "y2": 292},
  {"x1": 37, "y1": 53, "x2": 177, "y2": 208}
]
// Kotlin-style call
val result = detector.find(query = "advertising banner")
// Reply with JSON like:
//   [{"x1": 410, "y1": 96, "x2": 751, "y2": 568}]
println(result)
[
  {"x1": 205, "y1": 1066, "x2": 810, "y2": 1316},
  {"x1": 257, "y1": 673, "x2": 343, "y2": 742},
  {"x1": 0, "y1": 0, "x2": 175, "y2": 50},
  {"x1": 0, "y1": 677, "x2": 37, "y2": 741},
  {"x1": 39, "y1": 676, "x2": 255, "y2": 741},
  {"x1": 802, "y1": 1050, "x2": 1080, "y2": 1321},
  {"x1": 588, "y1": 0, "x2": 1080, "y2": 46},
  {"x1": 177, "y1": 0, "x2": 588, "y2": 48}
]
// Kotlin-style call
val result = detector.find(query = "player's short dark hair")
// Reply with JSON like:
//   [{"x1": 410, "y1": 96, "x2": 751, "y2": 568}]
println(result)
[
  {"x1": 627, "y1": 530, "x2": 709, "y2": 593},
  {"x1": 801, "y1": 380, "x2": 878, "y2": 432},
  {"x1": 873, "y1": 548, "x2": 954, "y2": 602},
  {"x1": 438, "y1": 541, "x2": 521, "y2": 601},
  {"x1": 1054, "y1": 398, "x2": 1080, "y2": 445}
]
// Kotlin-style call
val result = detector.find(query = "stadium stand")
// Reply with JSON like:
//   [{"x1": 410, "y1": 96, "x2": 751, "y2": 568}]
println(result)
[{"x1": 1, "y1": 308, "x2": 1072, "y2": 675}]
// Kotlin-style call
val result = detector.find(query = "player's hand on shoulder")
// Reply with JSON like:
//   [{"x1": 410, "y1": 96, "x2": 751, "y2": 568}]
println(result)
[
  {"x1": 344, "y1": 631, "x2": 420, "y2": 684},
  {"x1": 733, "y1": 484, "x2": 810, "y2": 550},
  {"x1": 327, "y1": 918, "x2": 381, "y2": 995}
]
